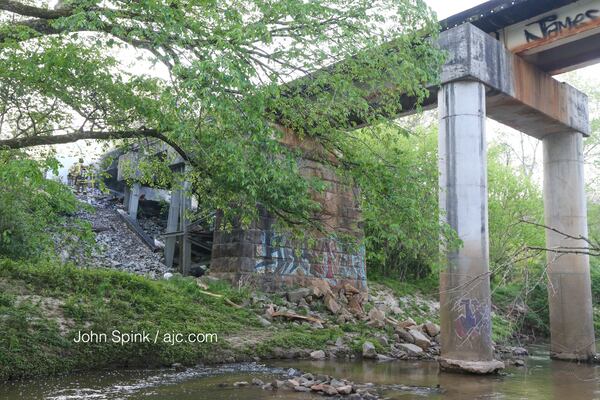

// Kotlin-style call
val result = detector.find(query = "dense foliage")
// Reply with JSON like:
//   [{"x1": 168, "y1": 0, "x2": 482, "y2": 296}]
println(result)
[
  {"x1": 0, "y1": 151, "x2": 90, "y2": 259},
  {"x1": 0, "y1": 0, "x2": 442, "y2": 232},
  {"x1": 352, "y1": 125, "x2": 547, "y2": 283},
  {"x1": 343, "y1": 125, "x2": 452, "y2": 280}
]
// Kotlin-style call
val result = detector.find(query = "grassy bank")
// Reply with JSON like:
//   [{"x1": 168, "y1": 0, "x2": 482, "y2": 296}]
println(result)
[
  {"x1": 0, "y1": 257, "x2": 264, "y2": 380},
  {"x1": 0, "y1": 258, "x2": 388, "y2": 381},
  {"x1": 1, "y1": 256, "x2": 552, "y2": 381}
]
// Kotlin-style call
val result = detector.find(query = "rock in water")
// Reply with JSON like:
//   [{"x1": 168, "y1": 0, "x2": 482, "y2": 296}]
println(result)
[
  {"x1": 396, "y1": 343, "x2": 424, "y2": 356},
  {"x1": 310, "y1": 350, "x2": 326, "y2": 360},
  {"x1": 362, "y1": 341, "x2": 377, "y2": 359}
]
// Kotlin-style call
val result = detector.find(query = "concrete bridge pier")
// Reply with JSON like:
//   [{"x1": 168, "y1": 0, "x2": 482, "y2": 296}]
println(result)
[
  {"x1": 437, "y1": 80, "x2": 505, "y2": 374},
  {"x1": 543, "y1": 132, "x2": 596, "y2": 361}
]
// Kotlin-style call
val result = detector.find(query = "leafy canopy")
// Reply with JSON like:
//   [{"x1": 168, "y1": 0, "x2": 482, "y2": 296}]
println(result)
[{"x1": 0, "y1": 0, "x2": 442, "y2": 229}]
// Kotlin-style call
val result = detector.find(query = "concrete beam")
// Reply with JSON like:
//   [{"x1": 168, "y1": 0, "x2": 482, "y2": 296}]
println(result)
[{"x1": 439, "y1": 23, "x2": 589, "y2": 139}]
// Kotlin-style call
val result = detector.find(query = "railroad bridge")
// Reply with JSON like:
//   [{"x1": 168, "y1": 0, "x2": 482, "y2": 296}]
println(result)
[{"x1": 109, "y1": 0, "x2": 600, "y2": 374}]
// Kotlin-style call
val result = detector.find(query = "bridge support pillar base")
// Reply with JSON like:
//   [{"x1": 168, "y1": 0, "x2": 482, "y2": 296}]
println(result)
[{"x1": 439, "y1": 358, "x2": 504, "y2": 375}]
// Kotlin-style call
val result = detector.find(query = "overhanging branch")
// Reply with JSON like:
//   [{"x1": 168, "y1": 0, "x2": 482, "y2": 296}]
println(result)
[
  {"x1": 0, "y1": 0, "x2": 71, "y2": 19},
  {"x1": 0, "y1": 129, "x2": 192, "y2": 164}
]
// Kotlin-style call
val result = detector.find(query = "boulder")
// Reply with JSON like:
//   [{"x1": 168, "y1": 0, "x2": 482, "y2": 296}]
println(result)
[
  {"x1": 284, "y1": 379, "x2": 300, "y2": 388},
  {"x1": 409, "y1": 329, "x2": 431, "y2": 350},
  {"x1": 324, "y1": 294, "x2": 341, "y2": 314},
  {"x1": 257, "y1": 316, "x2": 271, "y2": 327},
  {"x1": 310, "y1": 350, "x2": 326, "y2": 360},
  {"x1": 337, "y1": 385, "x2": 353, "y2": 395},
  {"x1": 252, "y1": 378, "x2": 264, "y2": 386},
  {"x1": 512, "y1": 347, "x2": 529, "y2": 356},
  {"x1": 343, "y1": 283, "x2": 360, "y2": 294},
  {"x1": 330, "y1": 378, "x2": 345, "y2": 388},
  {"x1": 397, "y1": 317, "x2": 416, "y2": 328},
  {"x1": 439, "y1": 358, "x2": 505, "y2": 374},
  {"x1": 310, "y1": 280, "x2": 334, "y2": 298},
  {"x1": 396, "y1": 343, "x2": 423, "y2": 356},
  {"x1": 272, "y1": 380, "x2": 285, "y2": 389},
  {"x1": 301, "y1": 373, "x2": 314, "y2": 381},
  {"x1": 287, "y1": 288, "x2": 312, "y2": 303},
  {"x1": 395, "y1": 327, "x2": 415, "y2": 343},
  {"x1": 321, "y1": 385, "x2": 339, "y2": 396},
  {"x1": 375, "y1": 334, "x2": 388, "y2": 347},
  {"x1": 513, "y1": 359, "x2": 526, "y2": 367},
  {"x1": 347, "y1": 292, "x2": 365, "y2": 316},
  {"x1": 377, "y1": 354, "x2": 394, "y2": 362},
  {"x1": 424, "y1": 322, "x2": 440, "y2": 337},
  {"x1": 367, "y1": 308, "x2": 386, "y2": 328},
  {"x1": 362, "y1": 341, "x2": 378, "y2": 359}
]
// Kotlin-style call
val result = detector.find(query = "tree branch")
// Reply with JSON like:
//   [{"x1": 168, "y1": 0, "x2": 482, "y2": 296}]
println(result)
[
  {"x1": 0, "y1": 128, "x2": 192, "y2": 164},
  {"x1": 0, "y1": 0, "x2": 71, "y2": 19}
]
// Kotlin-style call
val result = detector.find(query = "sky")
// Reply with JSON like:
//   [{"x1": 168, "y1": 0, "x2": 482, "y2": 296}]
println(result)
[{"x1": 425, "y1": 0, "x2": 487, "y2": 19}]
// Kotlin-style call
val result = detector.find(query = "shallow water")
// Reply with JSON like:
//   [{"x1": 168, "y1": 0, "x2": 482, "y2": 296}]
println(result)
[{"x1": 2, "y1": 346, "x2": 600, "y2": 399}]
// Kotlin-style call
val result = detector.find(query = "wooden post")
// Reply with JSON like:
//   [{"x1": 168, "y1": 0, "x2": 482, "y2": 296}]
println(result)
[
  {"x1": 164, "y1": 188, "x2": 181, "y2": 269},
  {"x1": 123, "y1": 185, "x2": 131, "y2": 209},
  {"x1": 180, "y1": 175, "x2": 192, "y2": 275}
]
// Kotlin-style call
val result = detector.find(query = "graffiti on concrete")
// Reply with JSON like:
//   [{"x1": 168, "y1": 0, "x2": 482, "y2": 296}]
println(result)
[{"x1": 453, "y1": 298, "x2": 491, "y2": 342}]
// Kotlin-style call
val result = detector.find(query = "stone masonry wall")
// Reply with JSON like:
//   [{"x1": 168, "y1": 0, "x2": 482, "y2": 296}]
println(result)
[{"x1": 210, "y1": 129, "x2": 367, "y2": 293}]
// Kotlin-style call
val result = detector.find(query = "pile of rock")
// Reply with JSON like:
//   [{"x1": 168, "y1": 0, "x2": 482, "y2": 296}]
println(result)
[
  {"x1": 251, "y1": 280, "x2": 442, "y2": 361},
  {"x1": 284, "y1": 281, "x2": 367, "y2": 319},
  {"x1": 63, "y1": 195, "x2": 171, "y2": 276},
  {"x1": 242, "y1": 372, "x2": 381, "y2": 399}
]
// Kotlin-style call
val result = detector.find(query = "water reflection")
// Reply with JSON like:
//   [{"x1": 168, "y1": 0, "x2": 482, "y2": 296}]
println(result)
[{"x1": 1, "y1": 349, "x2": 600, "y2": 399}]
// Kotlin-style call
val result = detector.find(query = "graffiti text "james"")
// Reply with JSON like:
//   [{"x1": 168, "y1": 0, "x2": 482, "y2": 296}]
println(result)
[{"x1": 524, "y1": 9, "x2": 599, "y2": 42}]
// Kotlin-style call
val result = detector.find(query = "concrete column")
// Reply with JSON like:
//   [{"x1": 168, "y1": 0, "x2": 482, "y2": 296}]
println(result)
[
  {"x1": 128, "y1": 183, "x2": 141, "y2": 220},
  {"x1": 438, "y1": 81, "x2": 503, "y2": 374},
  {"x1": 543, "y1": 132, "x2": 595, "y2": 361}
]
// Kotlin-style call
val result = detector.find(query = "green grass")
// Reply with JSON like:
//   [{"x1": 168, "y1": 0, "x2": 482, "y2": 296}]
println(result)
[
  {"x1": 0, "y1": 257, "x2": 259, "y2": 381},
  {"x1": 254, "y1": 325, "x2": 341, "y2": 356},
  {"x1": 368, "y1": 274, "x2": 439, "y2": 298}
]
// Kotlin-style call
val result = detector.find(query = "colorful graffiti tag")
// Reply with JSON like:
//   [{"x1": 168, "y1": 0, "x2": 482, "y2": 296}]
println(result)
[
  {"x1": 453, "y1": 298, "x2": 491, "y2": 341},
  {"x1": 254, "y1": 230, "x2": 366, "y2": 287}
]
